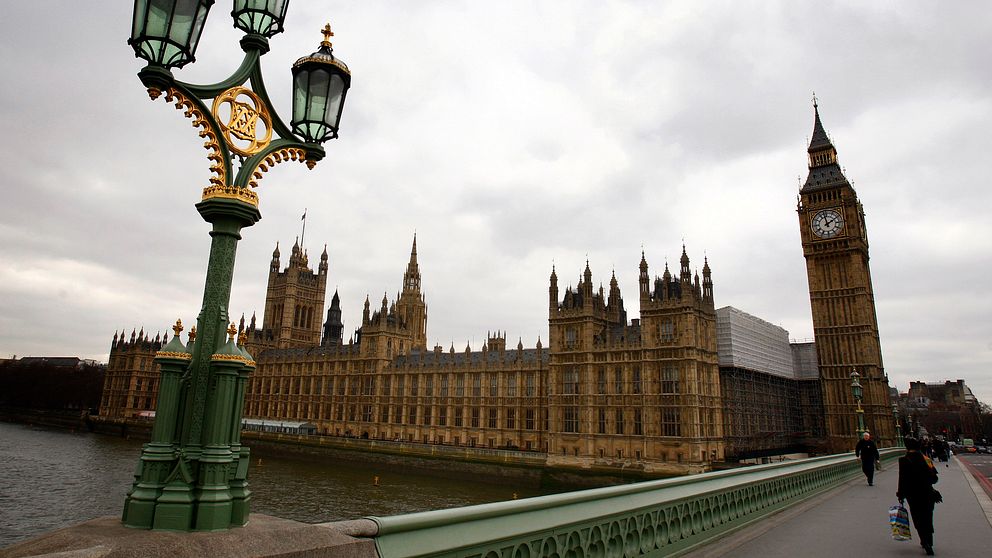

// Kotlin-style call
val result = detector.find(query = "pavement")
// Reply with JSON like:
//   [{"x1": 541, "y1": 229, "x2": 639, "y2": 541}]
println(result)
[{"x1": 689, "y1": 455, "x2": 992, "y2": 557}]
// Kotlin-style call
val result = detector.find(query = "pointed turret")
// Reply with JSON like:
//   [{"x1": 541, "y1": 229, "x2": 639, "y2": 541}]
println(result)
[
  {"x1": 802, "y1": 99, "x2": 852, "y2": 193},
  {"x1": 702, "y1": 256, "x2": 713, "y2": 301},
  {"x1": 402, "y1": 234, "x2": 421, "y2": 293},
  {"x1": 319, "y1": 244, "x2": 329, "y2": 275},
  {"x1": 363, "y1": 295, "x2": 371, "y2": 325},
  {"x1": 549, "y1": 265, "x2": 559, "y2": 312},
  {"x1": 639, "y1": 251, "x2": 650, "y2": 301},
  {"x1": 270, "y1": 242, "x2": 281, "y2": 273},
  {"x1": 680, "y1": 244, "x2": 691, "y2": 285},
  {"x1": 322, "y1": 289, "x2": 344, "y2": 346},
  {"x1": 582, "y1": 260, "x2": 594, "y2": 302}
]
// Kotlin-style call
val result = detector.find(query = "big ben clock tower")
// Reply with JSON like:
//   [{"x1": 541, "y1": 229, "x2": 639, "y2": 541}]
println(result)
[{"x1": 798, "y1": 101, "x2": 894, "y2": 452}]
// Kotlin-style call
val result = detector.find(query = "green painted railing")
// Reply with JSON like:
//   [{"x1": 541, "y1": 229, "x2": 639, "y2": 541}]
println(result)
[{"x1": 365, "y1": 449, "x2": 900, "y2": 557}]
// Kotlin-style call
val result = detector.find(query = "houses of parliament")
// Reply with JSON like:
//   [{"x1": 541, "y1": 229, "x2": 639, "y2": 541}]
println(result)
[{"x1": 100, "y1": 106, "x2": 894, "y2": 473}]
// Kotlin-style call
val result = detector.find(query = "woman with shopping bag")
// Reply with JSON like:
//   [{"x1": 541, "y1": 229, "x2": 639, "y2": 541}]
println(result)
[{"x1": 897, "y1": 437, "x2": 940, "y2": 555}]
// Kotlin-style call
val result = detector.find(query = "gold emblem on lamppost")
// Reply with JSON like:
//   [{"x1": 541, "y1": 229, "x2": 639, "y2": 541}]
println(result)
[{"x1": 212, "y1": 87, "x2": 272, "y2": 157}]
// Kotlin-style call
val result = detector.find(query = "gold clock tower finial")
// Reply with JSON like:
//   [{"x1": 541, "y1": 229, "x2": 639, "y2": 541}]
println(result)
[
  {"x1": 227, "y1": 323, "x2": 238, "y2": 341},
  {"x1": 321, "y1": 23, "x2": 334, "y2": 47},
  {"x1": 172, "y1": 319, "x2": 184, "y2": 337}
]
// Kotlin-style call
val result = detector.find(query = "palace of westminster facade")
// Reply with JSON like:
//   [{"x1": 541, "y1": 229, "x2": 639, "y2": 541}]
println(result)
[{"x1": 100, "y1": 107, "x2": 894, "y2": 472}]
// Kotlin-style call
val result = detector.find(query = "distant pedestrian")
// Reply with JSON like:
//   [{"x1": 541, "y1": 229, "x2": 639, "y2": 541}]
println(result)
[
  {"x1": 934, "y1": 439, "x2": 949, "y2": 467},
  {"x1": 855, "y1": 431, "x2": 879, "y2": 486},
  {"x1": 897, "y1": 437, "x2": 940, "y2": 556}
]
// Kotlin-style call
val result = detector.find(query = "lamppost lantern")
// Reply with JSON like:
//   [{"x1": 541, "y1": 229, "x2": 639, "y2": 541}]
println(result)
[
  {"x1": 232, "y1": 0, "x2": 289, "y2": 38},
  {"x1": 291, "y1": 23, "x2": 352, "y2": 143},
  {"x1": 892, "y1": 402, "x2": 903, "y2": 447},
  {"x1": 129, "y1": 0, "x2": 215, "y2": 69},
  {"x1": 850, "y1": 369, "x2": 862, "y2": 401}
]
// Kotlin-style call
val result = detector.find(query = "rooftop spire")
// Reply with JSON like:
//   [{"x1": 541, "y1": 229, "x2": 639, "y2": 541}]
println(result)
[
  {"x1": 802, "y1": 98, "x2": 851, "y2": 193},
  {"x1": 808, "y1": 94, "x2": 833, "y2": 154},
  {"x1": 403, "y1": 234, "x2": 421, "y2": 293}
]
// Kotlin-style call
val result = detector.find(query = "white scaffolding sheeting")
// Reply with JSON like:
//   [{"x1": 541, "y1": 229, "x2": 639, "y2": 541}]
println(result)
[
  {"x1": 716, "y1": 306, "x2": 795, "y2": 378},
  {"x1": 790, "y1": 342, "x2": 819, "y2": 379}
]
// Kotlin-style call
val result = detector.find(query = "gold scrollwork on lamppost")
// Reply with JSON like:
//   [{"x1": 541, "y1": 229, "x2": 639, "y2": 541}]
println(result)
[
  {"x1": 212, "y1": 87, "x2": 273, "y2": 157},
  {"x1": 247, "y1": 147, "x2": 312, "y2": 189},
  {"x1": 157, "y1": 87, "x2": 227, "y2": 188}
]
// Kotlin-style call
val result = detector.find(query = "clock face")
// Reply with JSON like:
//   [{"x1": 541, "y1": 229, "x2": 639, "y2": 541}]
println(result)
[{"x1": 811, "y1": 209, "x2": 845, "y2": 238}]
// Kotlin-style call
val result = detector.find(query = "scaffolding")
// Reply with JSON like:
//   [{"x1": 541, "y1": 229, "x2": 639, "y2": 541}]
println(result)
[
  {"x1": 716, "y1": 306, "x2": 794, "y2": 378},
  {"x1": 717, "y1": 307, "x2": 824, "y2": 458}
]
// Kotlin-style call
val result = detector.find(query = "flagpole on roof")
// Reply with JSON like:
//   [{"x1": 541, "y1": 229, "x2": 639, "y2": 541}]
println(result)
[{"x1": 301, "y1": 208, "x2": 307, "y2": 250}]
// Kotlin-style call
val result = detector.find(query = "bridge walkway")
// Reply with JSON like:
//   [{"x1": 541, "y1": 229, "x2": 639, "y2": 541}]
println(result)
[{"x1": 688, "y1": 455, "x2": 992, "y2": 557}]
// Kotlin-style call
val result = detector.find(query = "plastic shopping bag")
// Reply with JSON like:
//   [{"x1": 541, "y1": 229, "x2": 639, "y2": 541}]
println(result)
[{"x1": 889, "y1": 504, "x2": 911, "y2": 541}]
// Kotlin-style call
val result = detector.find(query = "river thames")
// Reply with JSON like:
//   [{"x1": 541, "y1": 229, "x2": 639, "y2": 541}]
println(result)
[{"x1": 0, "y1": 421, "x2": 554, "y2": 548}]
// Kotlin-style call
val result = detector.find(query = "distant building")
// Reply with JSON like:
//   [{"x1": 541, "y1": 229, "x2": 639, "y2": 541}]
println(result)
[
  {"x1": 903, "y1": 380, "x2": 981, "y2": 440},
  {"x1": 100, "y1": 330, "x2": 165, "y2": 420}
]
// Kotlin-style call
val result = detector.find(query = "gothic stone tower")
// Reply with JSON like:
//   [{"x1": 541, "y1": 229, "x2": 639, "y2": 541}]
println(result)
[
  {"x1": 258, "y1": 239, "x2": 328, "y2": 349},
  {"x1": 797, "y1": 103, "x2": 894, "y2": 451},
  {"x1": 395, "y1": 234, "x2": 428, "y2": 351},
  {"x1": 547, "y1": 251, "x2": 723, "y2": 472},
  {"x1": 357, "y1": 236, "x2": 428, "y2": 360}
]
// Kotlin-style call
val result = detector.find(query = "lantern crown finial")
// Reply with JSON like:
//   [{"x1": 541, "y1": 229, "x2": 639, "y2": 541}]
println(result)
[{"x1": 321, "y1": 23, "x2": 334, "y2": 48}]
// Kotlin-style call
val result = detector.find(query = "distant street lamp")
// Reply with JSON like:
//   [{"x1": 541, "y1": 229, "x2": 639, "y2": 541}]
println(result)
[
  {"x1": 892, "y1": 403, "x2": 903, "y2": 447},
  {"x1": 851, "y1": 368, "x2": 866, "y2": 439},
  {"x1": 122, "y1": 0, "x2": 351, "y2": 532}
]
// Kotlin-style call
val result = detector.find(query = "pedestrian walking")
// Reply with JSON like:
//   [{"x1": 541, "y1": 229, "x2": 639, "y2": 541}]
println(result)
[
  {"x1": 897, "y1": 437, "x2": 940, "y2": 555},
  {"x1": 855, "y1": 431, "x2": 879, "y2": 486}
]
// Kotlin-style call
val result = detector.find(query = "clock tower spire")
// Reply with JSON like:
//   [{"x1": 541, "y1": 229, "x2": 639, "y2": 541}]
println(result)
[{"x1": 797, "y1": 100, "x2": 894, "y2": 452}]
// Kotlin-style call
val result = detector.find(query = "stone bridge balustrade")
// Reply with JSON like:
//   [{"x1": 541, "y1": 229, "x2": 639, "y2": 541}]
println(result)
[{"x1": 364, "y1": 449, "x2": 901, "y2": 558}]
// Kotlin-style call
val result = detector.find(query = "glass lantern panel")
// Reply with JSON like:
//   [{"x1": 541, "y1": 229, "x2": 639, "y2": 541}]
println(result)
[
  {"x1": 306, "y1": 69, "x2": 331, "y2": 136},
  {"x1": 145, "y1": 0, "x2": 174, "y2": 38},
  {"x1": 292, "y1": 70, "x2": 309, "y2": 125},
  {"x1": 169, "y1": 0, "x2": 200, "y2": 45},
  {"x1": 188, "y1": 2, "x2": 209, "y2": 52},
  {"x1": 323, "y1": 74, "x2": 345, "y2": 129}
]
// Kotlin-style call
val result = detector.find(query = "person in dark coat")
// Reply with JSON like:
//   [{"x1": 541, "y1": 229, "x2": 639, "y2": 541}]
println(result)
[
  {"x1": 854, "y1": 431, "x2": 879, "y2": 485},
  {"x1": 897, "y1": 437, "x2": 940, "y2": 555}
]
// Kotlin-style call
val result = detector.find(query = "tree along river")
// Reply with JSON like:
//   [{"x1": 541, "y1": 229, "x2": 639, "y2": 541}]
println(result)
[{"x1": 0, "y1": 421, "x2": 556, "y2": 548}]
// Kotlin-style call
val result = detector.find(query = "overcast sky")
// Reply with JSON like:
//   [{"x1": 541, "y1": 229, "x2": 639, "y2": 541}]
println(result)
[{"x1": 0, "y1": 2, "x2": 989, "y2": 403}]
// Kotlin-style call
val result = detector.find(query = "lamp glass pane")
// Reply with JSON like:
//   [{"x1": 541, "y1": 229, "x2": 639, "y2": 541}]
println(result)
[
  {"x1": 323, "y1": 75, "x2": 344, "y2": 129},
  {"x1": 292, "y1": 70, "x2": 309, "y2": 127},
  {"x1": 188, "y1": 3, "x2": 209, "y2": 52},
  {"x1": 168, "y1": 0, "x2": 198, "y2": 45},
  {"x1": 146, "y1": 0, "x2": 173, "y2": 38},
  {"x1": 307, "y1": 69, "x2": 330, "y2": 134}
]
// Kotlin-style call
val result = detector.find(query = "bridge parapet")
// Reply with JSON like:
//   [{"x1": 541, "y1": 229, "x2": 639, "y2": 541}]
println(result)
[{"x1": 366, "y1": 449, "x2": 900, "y2": 557}]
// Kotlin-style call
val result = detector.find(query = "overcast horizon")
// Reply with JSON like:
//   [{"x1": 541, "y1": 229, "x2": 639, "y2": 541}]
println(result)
[{"x1": 0, "y1": 2, "x2": 989, "y2": 403}]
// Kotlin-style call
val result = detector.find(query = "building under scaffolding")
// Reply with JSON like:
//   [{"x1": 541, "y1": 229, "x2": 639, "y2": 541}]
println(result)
[{"x1": 717, "y1": 307, "x2": 823, "y2": 459}]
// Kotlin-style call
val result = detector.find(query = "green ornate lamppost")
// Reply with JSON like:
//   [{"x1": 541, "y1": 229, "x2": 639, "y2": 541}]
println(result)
[
  {"x1": 121, "y1": 0, "x2": 351, "y2": 531},
  {"x1": 892, "y1": 403, "x2": 903, "y2": 448},
  {"x1": 850, "y1": 368, "x2": 866, "y2": 440}
]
